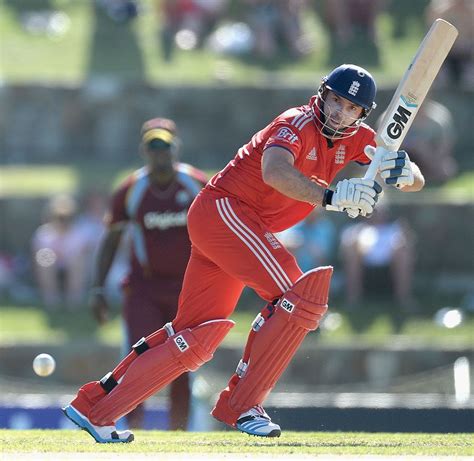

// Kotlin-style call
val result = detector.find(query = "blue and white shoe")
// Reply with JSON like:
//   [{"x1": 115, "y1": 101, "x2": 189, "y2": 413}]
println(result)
[
  {"x1": 236, "y1": 405, "x2": 281, "y2": 437},
  {"x1": 62, "y1": 404, "x2": 134, "y2": 443}
]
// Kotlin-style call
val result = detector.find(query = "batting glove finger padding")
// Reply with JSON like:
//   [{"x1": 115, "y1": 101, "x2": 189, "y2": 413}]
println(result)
[{"x1": 365, "y1": 145, "x2": 414, "y2": 188}]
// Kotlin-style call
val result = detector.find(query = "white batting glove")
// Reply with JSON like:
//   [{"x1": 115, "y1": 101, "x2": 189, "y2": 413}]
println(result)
[
  {"x1": 323, "y1": 178, "x2": 383, "y2": 218},
  {"x1": 364, "y1": 145, "x2": 414, "y2": 188}
]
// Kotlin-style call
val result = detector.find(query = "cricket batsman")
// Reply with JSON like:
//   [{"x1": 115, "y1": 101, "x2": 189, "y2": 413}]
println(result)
[{"x1": 63, "y1": 64, "x2": 425, "y2": 442}]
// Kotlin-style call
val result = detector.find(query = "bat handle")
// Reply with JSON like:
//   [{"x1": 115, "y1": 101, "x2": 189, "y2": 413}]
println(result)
[
  {"x1": 346, "y1": 146, "x2": 386, "y2": 218},
  {"x1": 363, "y1": 145, "x2": 386, "y2": 180}
]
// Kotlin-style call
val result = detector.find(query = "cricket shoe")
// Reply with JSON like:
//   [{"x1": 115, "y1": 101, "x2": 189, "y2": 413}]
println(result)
[
  {"x1": 236, "y1": 405, "x2": 281, "y2": 437},
  {"x1": 62, "y1": 404, "x2": 134, "y2": 443}
]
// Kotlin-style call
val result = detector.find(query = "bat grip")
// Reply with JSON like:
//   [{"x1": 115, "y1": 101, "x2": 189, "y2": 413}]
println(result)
[
  {"x1": 363, "y1": 146, "x2": 385, "y2": 180},
  {"x1": 346, "y1": 146, "x2": 386, "y2": 218}
]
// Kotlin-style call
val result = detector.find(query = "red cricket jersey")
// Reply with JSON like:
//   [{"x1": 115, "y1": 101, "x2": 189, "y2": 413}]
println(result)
[
  {"x1": 207, "y1": 95, "x2": 376, "y2": 232},
  {"x1": 108, "y1": 163, "x2": 207, "y2": 280}
]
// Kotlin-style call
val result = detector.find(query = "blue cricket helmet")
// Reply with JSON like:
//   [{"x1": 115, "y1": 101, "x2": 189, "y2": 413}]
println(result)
[{"x1": 323, "y1": 64, "x2": 377, "y2": 114}]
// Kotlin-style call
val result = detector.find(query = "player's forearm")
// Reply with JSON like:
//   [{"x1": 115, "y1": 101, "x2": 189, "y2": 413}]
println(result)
[
  {"x1": 93, "y1": 230, "x2": 122, "y2": 288},
  {"x1": 262, "y1": 157, "x2": 325, "y2": 205}
]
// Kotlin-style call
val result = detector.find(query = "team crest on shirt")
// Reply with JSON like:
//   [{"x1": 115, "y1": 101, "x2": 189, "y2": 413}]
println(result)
[
  {"x1": 335, "y1": 145, "x2": 346, "y2": 164},
  {"x1": 176, "y1": 190, "x2": 191, "y2": 206},
  {"x1": 275, "y1": 127, "x2": 298, "y2": 144}
]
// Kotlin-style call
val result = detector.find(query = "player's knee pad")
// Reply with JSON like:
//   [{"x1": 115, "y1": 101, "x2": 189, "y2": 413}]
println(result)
[
  {"x1": 212, "y1": 266, "x2": 332, "y2": 426},
  {"x1": 89, "y1": 319, "x2": 234, "y2": 425}
]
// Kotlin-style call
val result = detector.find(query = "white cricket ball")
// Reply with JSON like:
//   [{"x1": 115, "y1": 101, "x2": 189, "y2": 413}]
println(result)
[{"x1": 33, "y1": 353, "x2": 56, "y2": 377}]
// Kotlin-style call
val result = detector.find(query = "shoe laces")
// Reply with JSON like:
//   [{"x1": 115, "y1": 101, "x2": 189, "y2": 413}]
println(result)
[{"x1": 249, "y1": 405, "x2": 270, "y2": 420}]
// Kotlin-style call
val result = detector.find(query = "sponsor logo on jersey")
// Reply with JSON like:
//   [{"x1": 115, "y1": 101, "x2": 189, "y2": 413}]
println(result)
[
  {"x1": 348, "y1": 81, "x2": 361, "y2": 96},
  {"x1": 280, "y1": 298, "x2": 295, "y2": 313},
  {"x1": 144, "y1": 210, "x2": 187, "y2": 230},
  {"x1": 264, "y1": 231, "x2": 281, "y2": 250},
  {"x1": 334, "y1": 145, "x2": 346, "y2": 164},
  {"x1": 275, "y1": 127, "x2": 299, "y2": 144},
  {"x1": 306, "y1": 147, "x2": 317, "y2": 161},
  {"x1": 174, "y1": 335, "x2": 189, "y2": 352}
]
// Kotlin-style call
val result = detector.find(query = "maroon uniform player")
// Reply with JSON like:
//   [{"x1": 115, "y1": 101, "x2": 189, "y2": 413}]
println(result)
[{"x1": 90, "y1": 117, "x2": 207, "y2": 429}]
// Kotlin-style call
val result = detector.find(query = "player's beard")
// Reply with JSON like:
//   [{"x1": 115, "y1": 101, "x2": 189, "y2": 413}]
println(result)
[{"x1": 316, "y1": 100, "x2": 359, "y2": 139}]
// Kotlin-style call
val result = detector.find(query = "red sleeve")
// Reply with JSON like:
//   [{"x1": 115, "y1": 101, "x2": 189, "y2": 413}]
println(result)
[
  {"x1": 263, "y1": 122, "x2": 304, "y2": 160},
  {"x1": 106, "y1": 178, "x2": 133, "y2": 228}
]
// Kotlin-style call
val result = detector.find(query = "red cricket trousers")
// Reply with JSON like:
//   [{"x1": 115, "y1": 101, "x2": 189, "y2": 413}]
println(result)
[{"x1": 173, "y1": 190, "x2": 303, "y2": 332}]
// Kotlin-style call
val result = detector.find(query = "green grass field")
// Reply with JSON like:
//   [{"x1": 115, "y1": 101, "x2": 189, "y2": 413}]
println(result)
[{"x1": 0, "y1": 430, "x2": 472, "y2": 456}]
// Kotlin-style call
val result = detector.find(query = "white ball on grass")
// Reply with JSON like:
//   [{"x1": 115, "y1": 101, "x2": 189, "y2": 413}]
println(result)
[{"x1": 33, "y1": 353, "x2": 56, "y2": 377}]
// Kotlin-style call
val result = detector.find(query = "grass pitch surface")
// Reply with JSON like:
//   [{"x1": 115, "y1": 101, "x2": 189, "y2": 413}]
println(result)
[{"x1": 0, "y1": 430, "x2": 472, "y2": 457}]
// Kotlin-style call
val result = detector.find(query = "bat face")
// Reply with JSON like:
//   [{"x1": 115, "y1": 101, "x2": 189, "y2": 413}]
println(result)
[
  {"x1": 362, "y1": 18, "x2": 458, "y2": 182},
  {"x1": 375, "y1": 19, "x2": 458, "y2": 153},
  {"x1": 381, "y1": 96, "x2": 418, "y2": 147}
]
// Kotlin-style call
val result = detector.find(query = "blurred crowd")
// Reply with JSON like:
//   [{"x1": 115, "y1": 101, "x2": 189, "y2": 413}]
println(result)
[
  {"x1": 8, "y1": 0, "x2": 474, "y2": 87},
  {"x1": 0, "y1": 191, "x2": 128, "y2": 311},
  {"x1": 277, "y1": 199, "x2": 418, "y2": 316},
  {"x1": 0, "y1": 0, "x2": 471, "y2": 317},
  {"x1": 154, "y1": 0, "x2": 473, "y2": 83},
  {"x1": 0, "y1": 191, "x2": 419, "y2": 319},
  {"x1": 30, "y1": 192, "x2": 109, "y2": 311}
]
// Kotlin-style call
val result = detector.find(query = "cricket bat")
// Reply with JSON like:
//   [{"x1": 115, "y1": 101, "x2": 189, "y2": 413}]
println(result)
[{"x1": 364, "y1": 18, "x2": 458, "y2": 180}]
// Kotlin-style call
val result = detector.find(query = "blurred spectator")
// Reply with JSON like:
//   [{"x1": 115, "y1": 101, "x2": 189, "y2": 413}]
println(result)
[
  {"x1": 378, "y1": 98, "x2": 457, "y2": 184},
  {"x1": 426, "y1": 0, "x2": 474, "y2": 89},
  {"x1": 74, "y1": 191, "x2": 108, "y2": 284},
  {"x1": 31, "y1": 194, "x2": 94, "y2": 311},
  {"x1": 320, "y1": 0, "x2": 381, "y2": 66},
  {"x1": 243, "y1": 0, "x2": 309, "y2": 60},
  {"x1": 340, "y1": 204, "x2": 417, "y2": 312},
  {"x1": 158, "y1": 0, "x2": 228, "y2": 61},
  {"x1": 277, "y1": 208, "x2": 337, "y2": 272}
]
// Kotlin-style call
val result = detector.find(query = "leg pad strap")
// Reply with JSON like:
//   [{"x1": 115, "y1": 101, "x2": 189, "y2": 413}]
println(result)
[
  {"x1": 99, "y1": 372, "x2": 118, "y2": 393},
  {"x1": 132, "y1": 337, "x2": 150, "y2": 355}
]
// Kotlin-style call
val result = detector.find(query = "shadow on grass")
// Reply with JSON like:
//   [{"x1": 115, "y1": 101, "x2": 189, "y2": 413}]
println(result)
[
  {"x1": 87, "y1": 2, "x2": 145, "y2": 81},
  {"x1": 4, "y1": 0, "x2": 54, "y2": 15},
  {"x1": 326, "y1": 29, "x2": 380, "y2": 68}
]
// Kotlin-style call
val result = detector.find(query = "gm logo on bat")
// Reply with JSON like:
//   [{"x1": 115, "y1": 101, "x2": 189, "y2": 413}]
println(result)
[
  {"x1": 385, "y1": 95, "x2": 418, "y2": 141},
  {"x1": 174, "y1": 335, "x2": 189, "y2": 352}
]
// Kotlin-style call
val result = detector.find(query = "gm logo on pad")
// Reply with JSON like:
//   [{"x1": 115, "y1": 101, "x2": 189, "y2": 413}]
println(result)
[
  {"x1": 174, "y1": 335, "x2": 189, "y2": 352},
  {"x1": 280, "y1": 298, "x2": 295, "y2": 313}
]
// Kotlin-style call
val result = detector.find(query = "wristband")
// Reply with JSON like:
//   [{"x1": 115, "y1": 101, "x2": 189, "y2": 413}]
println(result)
[{"x1": 322, "y1": 189, "x2": 334, "y2": 207}]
